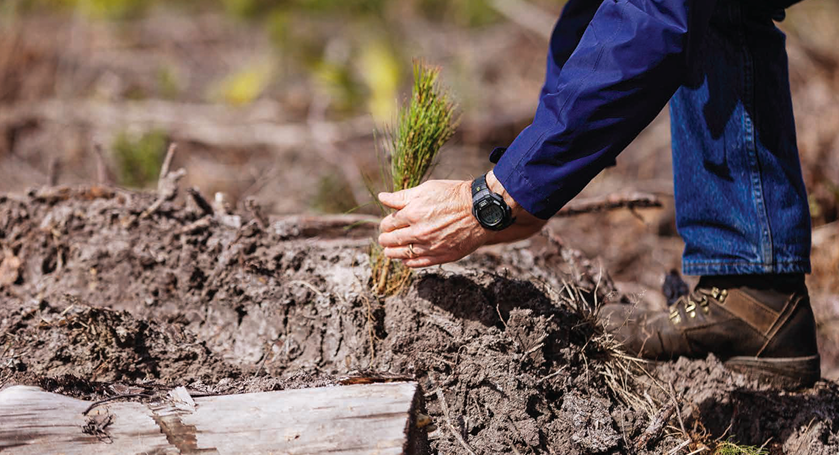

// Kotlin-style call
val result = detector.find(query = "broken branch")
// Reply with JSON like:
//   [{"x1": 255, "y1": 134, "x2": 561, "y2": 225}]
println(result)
[{"x1": 557, "y1": 191, "x2": 663, "y2": 217}]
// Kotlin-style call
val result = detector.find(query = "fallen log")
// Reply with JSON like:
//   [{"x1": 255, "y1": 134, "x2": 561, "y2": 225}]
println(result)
[
  {"x1": 0, "y1": 382, "x2": 425, "y2": 454},
  {"x1": 0, "y1": 100, "x2": 374, "y2": 150}
]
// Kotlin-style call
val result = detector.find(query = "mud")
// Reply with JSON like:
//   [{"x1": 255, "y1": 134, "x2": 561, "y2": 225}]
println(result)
[{"x1": 1, "y1": 186, "x2": 838, "y2": 454}]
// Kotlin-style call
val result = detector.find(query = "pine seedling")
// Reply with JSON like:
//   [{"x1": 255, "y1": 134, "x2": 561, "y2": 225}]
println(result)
[{"x1": 371, "y1": 61, "x2": 459, "y2": 295}]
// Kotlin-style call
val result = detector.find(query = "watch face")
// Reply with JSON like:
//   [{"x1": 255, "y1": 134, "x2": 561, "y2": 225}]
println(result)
[{"x1": 479, "y1": 203, "x2": 505, "y2": 226}]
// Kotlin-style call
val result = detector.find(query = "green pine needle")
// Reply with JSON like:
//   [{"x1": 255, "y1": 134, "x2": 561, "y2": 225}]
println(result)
[
  {"x1": 387, "y1": 61, "x2": 459, "y2": 192},
  {"x1": 370, "y1": 60, "x2": 459, "y2": 296}
]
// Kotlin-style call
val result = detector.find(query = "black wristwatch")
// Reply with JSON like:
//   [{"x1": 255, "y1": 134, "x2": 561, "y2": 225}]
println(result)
[{"x1": 471, "y1": 174, "x2": 515, "y2": 231}]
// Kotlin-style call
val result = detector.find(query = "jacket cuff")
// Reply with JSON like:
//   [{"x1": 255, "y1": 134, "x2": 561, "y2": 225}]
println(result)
[{"x1": 492, "y1": 153, "x2": 556, "y2": 221}]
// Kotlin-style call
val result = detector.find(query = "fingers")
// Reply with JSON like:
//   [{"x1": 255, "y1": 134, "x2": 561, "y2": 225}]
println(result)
[
  {"x1": 380, "y1": 211, "x2": 410, "y2": 233},
  {"x1": 402, "y1": 256, "x2": 441, "y2": 268},
  {"x1": 378, "y1": 187, "x2": 417, "y2": 210},
  {"x1": 383, "y1": 245, "x2": 441, "y2": 268},
  {"x1": 378, "y1": 228, "x2": 411, "y2": 248},
  {"x1": 383, "y1": 244, "x2": 427, "y2": 259}
]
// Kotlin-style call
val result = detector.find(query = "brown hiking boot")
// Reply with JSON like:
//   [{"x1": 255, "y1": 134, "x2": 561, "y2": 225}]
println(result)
[{"x1": 601, "y1": 275, "x2": 820, "y2": 389}]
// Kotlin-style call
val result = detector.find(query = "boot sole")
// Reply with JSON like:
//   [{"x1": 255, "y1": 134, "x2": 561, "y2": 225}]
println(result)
[{"x1": 724, "y1": 355, "x2": 821, "y2": 390}]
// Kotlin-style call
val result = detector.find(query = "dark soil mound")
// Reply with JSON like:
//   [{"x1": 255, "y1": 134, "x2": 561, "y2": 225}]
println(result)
[{"x1": 2, "y1": 186, "x2": 838, "y2": 454}]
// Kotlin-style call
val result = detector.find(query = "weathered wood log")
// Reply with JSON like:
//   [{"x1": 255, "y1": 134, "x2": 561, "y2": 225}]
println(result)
[{"x1": 0, "y1": 382, "x2": 425, "y2": 454}]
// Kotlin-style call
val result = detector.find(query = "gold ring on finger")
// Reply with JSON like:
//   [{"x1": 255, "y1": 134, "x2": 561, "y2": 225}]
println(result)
[{"x1": 408, "y1": 243, "x2": 417, "y2": 258}]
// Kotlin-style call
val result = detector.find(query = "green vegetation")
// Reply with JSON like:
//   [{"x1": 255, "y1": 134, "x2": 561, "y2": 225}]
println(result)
[
  {"x1": 714, "y1": 441, "x2": 769, "y2": 455},
  {"x1": 111, "y1": 130, "x2": 168, "y2": 188},
  {"x1": 371, "y1": 61, "x2": 459, "y2": 295},
  {"x1": 386, "y1": 63, "x2": 458, "y2": 192}
]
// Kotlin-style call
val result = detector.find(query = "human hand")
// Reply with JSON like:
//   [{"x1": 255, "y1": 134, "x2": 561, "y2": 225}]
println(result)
[
  {"x1": 377, "y1": 172, "x2": 547, "y2": 268},
  {"x1": 378, "y1": 180, "x2": 488, "y2": 268}
]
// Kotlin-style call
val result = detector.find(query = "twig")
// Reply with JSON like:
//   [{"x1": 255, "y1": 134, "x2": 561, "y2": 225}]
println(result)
[
  {"x1": 557, "y1": 191, "x2": 663, "y2": 217},
  {"x1": 289, "y1": 280, "x2": 324, "y2": 296},
  {"x1": 158, "y1": 143, "x2": 177, "y2": 188},
  {"x1": 537, "y1": 365, "x2": 567, "y2": 384},
  {"x1": 244, "y1": 197, "x2": 269, "y2": 230},
  {"x1": 176, "y1": 216, "x2": 212, "y2": 235},
  {"x1": 92, "y1": 143, "x2": 113, "y2": 185},
  {"x1": 523, "y1": 342, "x2": 545, "y2": 356},
  {"x1": 82, "y1": 393, "x2": 151, "y2": 415},
  {"x1": 635, "y1": 402, "x2": 676, "y2": 449},
  {"x1": 759, "y1": 437, "x2": 773, "y2": 451},
  {"x1": 187, "y1": 187, "x2": 214, "y2": 217},
  {"x1": 141, "y1": 149, "x2": 186, "y2": 220},
  {"x1": 47, "y1": 157, "x2": 61, "y2": 186},
  {"x1": 666, "y1": 439, "x2": 691, "y2": 455},
  {"x1": 496, "y1": 302, "x2": 509, "y2": 331},
  {"x1": 669, "y1": 381, "x2": 688, "y2": 439},
  {"x1": 253, "y1": 342, "x2": 271, "y2": 378},
  {"x1": 435, "y1": 389, "x2": 477, "y2": 455}
]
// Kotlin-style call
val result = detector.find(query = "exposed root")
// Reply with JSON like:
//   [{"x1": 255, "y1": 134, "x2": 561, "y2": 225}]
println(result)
[
  {"x1": 370, "y1": 243, "x2": 412, "y2": 296},
  {"x1": 361, "y1": 293, "x2": 380, "y2": 367}
]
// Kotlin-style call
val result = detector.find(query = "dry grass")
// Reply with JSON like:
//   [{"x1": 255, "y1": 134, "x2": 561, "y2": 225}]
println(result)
[{"x1": 551, "y1": 278, "x2": 661, "y2": 416}]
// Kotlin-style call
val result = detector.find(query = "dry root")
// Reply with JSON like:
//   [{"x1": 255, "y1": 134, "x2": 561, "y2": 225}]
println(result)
[{"x1": 369, "y1": 243, "x2": 412, "y2": 296}]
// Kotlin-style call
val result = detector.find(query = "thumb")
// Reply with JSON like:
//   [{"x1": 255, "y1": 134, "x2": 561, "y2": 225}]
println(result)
[{"x1": 378, "y1": 187, "x2": 417, "y2": 210}]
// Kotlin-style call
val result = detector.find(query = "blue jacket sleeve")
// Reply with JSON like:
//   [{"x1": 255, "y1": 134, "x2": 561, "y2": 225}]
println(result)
[
  {"x1": 494, "y1": 0, "x2": 717, "y2": 219},
  {"x1": 541, "y1": 0, "x2": 603, "y2": 99}
]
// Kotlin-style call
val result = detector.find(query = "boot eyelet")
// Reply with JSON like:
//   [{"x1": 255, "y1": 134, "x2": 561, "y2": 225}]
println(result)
[
  {"x1": 685, "y1": 301, "x2": 697, "y2": 313},
  {"x1": 689, "y1": 311, "x2": 697, "y2": 318},
  {"x1": 669, "y1": 310, "x2": 681, "y2": 325}
]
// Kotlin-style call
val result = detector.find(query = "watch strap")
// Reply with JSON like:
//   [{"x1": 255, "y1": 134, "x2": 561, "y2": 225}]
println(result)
[{"x1": 471, "y1": 174, "x2": 489, "y2": 198}]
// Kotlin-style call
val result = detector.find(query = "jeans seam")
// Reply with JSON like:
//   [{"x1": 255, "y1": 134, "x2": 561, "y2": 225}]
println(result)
[{"x1": 738, "y1": 3, "x2": 775, "y2": 273}]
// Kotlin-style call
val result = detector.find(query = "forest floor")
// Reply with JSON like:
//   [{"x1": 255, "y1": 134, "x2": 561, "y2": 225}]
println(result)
[
  {"x1": 2, "y1": 2, "x2": 839, "y2": 453},
  {"x1": 1, "y1": 184, "x2": 838, "y2": 454}
]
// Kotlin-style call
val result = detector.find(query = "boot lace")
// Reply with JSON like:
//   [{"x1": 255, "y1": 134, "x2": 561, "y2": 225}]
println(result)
[{"x1": 669, "y1": 287, "x2": 728, "y2": 325}]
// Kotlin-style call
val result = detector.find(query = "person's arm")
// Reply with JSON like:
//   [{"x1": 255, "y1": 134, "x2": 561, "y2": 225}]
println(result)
[
  {"x1": 379, "y1": 0, "x2": 717, "y2": 267},
  {"x1": 495, "y1": 0, "x2": 717, "y2": 219},
  {"x1": 541, "y1": 0, "x2": 604, "y2": 99}
]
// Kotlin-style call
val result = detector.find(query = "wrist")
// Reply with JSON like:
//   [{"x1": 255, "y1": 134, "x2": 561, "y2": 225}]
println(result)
[
  {"x1": 461, "y1": 180, "x2": 495, "y2": 239},
  {"x1": 486, "y1": 170, "x2": 523, "y2": 217}
]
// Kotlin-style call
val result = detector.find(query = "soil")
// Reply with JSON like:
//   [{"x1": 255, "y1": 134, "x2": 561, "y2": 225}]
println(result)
[{"x1": 1, "y1": 185, "x2": 838, "y2": 454}]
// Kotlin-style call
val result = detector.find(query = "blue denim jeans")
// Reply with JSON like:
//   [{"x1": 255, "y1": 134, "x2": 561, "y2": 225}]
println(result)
[{"x1": 670, "y1": 0, "x2": 811, "y2": 276}]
